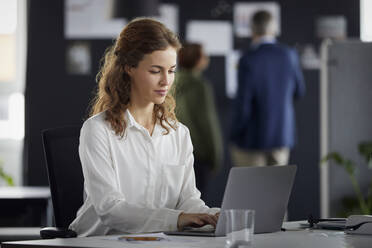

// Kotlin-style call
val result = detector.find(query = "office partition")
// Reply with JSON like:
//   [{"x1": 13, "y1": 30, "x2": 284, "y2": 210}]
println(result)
[{"x1": 321, "y1": 40, "x2": 372, "y2": 217}]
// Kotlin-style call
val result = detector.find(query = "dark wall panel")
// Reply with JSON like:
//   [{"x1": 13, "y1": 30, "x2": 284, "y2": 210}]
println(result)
[{"x1": 24, "y1": 1, "x2": 112, "y2": 185}]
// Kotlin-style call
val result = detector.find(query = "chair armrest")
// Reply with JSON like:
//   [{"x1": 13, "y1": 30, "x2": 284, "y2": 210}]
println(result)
[{"x1": 40, "y1": 227, "x2": 77, "y2": 239}]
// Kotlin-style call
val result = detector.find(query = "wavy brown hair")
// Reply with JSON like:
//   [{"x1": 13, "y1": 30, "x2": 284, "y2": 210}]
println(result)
[{"x1": 90, "y1": 18, "x2": 181, "y2": 137}]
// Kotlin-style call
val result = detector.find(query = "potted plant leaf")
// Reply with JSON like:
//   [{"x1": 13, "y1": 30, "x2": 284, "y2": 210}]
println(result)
[
  {"x1": 0, "y1": 160, "x2": 14, "y2": 186},
  {"x1": 322, "y1": 142, "x2": 372, "y2": 216}
]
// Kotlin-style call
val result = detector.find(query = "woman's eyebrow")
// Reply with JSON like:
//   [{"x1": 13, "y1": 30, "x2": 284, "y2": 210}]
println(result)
[{"x1": 150, "y1": 64, "x2": 177, "y2": 69}]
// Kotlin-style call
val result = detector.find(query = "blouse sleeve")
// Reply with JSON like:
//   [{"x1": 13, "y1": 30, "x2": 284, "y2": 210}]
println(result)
[
  {"x1": 79, "y1": 119, "x2": 182, "y2": 233},
  {"x1": 175, "y1": 127, "x2": 220, "y2": 215}
]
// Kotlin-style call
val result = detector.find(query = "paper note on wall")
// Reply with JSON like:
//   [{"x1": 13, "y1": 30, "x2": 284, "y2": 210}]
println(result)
[
  {"x1": 154, "y1": 4, "x2": 179, "y2": 34},
  {"x1": 66, "y1": 41, "x2": 91, "y2": 75},
  {"x1": 226, "y1": 50, "x2": 241, "y2": 99},
  {"x1": 65, "y1": 0, "x2": 126, "y2": 39},
  {"x1": 186, "y1": 21, "x2": 233, "y2": 56},
  {"x1": 65, "y1": 0, "x2": 179, "y2": 39},
  {"x1": 316, "y1": 16, "x2": 347, "y2": 39}
]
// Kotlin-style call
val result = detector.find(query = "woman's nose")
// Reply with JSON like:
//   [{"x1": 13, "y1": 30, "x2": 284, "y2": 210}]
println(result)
[{"x1": 160, "y1": 72, "x2": 172, "y2": 85}]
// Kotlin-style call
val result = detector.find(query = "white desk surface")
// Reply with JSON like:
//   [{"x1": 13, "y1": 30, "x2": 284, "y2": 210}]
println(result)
[
  {"x1": 2, "y1": 222, "x2": 372, "y2": 248},
  {"x1": 0, "y1": 186, "x2": 50, "y2": 199},
  {"x1": 0, "y1": 227, "x2": 41, "y2": 242}
]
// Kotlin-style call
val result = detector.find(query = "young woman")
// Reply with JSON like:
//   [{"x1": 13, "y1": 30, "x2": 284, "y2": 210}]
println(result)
[{"x1": 69, "y1": 18, "x2": 219, "y2": 236}]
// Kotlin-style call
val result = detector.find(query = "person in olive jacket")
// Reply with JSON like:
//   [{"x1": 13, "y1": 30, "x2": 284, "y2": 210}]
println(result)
[{"x1": 173, "y1": 43, "x2": 223, "y2": 195}]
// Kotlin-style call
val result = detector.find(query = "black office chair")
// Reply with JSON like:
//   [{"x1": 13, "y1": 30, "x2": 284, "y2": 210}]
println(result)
[{"x1": 40, "y1": 125, "x2": 83, "y2": 239}]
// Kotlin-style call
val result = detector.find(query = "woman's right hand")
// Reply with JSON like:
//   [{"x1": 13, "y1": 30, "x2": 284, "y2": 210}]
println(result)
[{"x1": 177, "y1": 212, "x2": 218, "y2": 231}]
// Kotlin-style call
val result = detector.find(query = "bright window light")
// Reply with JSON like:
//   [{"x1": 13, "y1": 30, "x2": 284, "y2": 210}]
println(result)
[
  {"x1": 0, "y1": 0, "x2": 17, "y2": 82},
  {"x1": 361, "y1": 0, "x2": 372, "y2": 42},
  {"x1": 0, "y1": 0, "x2": 17, "y2": 34},
  {"x1": 0, "y1": 93, "x2": 24, "y2": 140},
  {"x1": 0, "y1": 35, "x2": 16, "y2": 82}
]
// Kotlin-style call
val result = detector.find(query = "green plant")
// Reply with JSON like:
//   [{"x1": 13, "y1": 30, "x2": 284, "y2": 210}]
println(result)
[
  {"x1": 0, "y1": 160, "x2": 14, "y2": 186},
  {"x1": 322, "y1": 142, "x2": 372, "y2": 215}
]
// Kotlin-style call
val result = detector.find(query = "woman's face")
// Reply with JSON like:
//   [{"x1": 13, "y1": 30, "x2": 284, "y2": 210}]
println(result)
[{"x1": 127, "y1": 46, "x2": 177, "y2": 106}]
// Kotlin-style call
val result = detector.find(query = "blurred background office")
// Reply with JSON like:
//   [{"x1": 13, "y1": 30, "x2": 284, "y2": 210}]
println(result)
[{"x1": 0, "y1": 0, "x2": 371, "y2": 232}]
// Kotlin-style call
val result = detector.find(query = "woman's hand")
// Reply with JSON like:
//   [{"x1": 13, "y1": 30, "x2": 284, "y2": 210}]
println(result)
[{"x1": 177, "y1": 212, "x2": 219, "y2": 231}]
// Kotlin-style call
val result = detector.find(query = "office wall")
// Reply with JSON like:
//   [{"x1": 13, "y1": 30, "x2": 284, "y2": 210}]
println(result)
[
  {"x1": 24, "y1": 0, "x2": 359, "y2": 220},
  {"x1": 24, "y1": 1, "x2": 114, "y2": 185}
]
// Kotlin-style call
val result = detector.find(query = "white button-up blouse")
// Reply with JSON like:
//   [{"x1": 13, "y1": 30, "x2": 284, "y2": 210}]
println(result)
[{"x1": 69, "y1": 110, "x2": 219, "y2": 236}]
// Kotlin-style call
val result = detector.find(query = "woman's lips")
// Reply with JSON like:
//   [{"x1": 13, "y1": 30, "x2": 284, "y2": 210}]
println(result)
[{"x1": 154, "y1": 90, "x2": 167, "y2": 96}]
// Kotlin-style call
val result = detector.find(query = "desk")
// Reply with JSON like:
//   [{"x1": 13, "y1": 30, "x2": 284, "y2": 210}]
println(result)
[
  {"x1": 0, "y1": 187, "x2": 51, "y2": 227},
  {"x1": 0, "y1": 228, "x2": 41, "y2": 242},
  {"x1": 2, "y1": 222, "x2": 372, "y2": 248}
]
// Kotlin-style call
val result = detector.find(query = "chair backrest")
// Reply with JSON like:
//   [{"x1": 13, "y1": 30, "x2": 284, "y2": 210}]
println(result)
[{"x1": 42, "y1": 125, "x2": 83, "y2": 229}]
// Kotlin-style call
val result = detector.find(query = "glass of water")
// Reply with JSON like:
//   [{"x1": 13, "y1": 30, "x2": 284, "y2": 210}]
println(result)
[{"x1": 225, "y1": 209, "x2": 255, "y2": 248}]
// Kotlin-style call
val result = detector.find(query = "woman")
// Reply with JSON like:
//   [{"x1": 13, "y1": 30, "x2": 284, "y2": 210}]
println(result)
[
  {"x1": 174, "y1": 43, "x2": 223, "y2": 194},
  {"x1": 69, "y1": 18, "x2": 219, "y2": 236}
]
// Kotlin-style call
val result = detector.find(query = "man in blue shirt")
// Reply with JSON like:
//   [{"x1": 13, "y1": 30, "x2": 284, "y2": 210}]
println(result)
[{"x1": 231, "y1": 10, "x2": 305, "y2": 166}]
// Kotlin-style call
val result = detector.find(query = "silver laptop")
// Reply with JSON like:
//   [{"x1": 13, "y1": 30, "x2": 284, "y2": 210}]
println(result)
[{"x1": 164, "y1": 165, "x2": 297, "y2": 237}]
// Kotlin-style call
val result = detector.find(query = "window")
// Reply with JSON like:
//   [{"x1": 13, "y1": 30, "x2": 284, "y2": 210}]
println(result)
[
  {"x1": 0, "y1": 0, "x2": 25, "y2": 139},
  {"x1": 361, "y1": 0, "x2": 372, "y2": 42},
  {"x1": 0, "y1": 0, "x2": 17, "y2": 82},
  {"x1": 0, "y1": 0, "x2": 27, "y2": 186}
]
